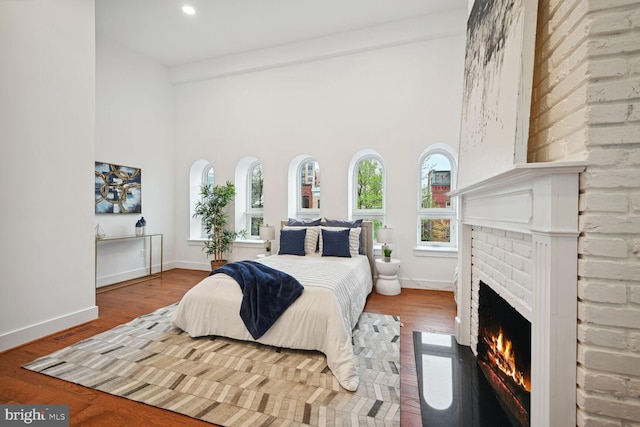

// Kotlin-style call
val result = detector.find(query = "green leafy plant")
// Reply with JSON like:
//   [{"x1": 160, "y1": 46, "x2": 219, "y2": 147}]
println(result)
[
  {"x1": 193, "y1": 181, "x2": 246, "y2": 263},
  {"x1": 356, "y1": 158, "x2": 383, "y2": 209},
  {"x1": 383, "y1": 247, "x2": 393, "y2": 258}
]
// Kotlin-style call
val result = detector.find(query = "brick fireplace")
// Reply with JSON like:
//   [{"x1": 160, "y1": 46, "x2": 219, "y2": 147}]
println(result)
[{"x1": 451, "y1": 162, "x2": 585, "y2": 427}]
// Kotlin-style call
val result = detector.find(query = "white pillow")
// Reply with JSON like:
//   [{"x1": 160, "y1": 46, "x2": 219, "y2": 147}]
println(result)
[
  {"x1": 283, "y1": 225, "x2": 319, "y2": 254},
  {"x1": 319, "y1": 226, "x2": 361, "y2": 257}
]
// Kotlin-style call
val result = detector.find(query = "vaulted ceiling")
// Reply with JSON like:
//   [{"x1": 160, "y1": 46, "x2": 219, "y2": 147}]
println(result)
[{"x1": 96, "y1": 0, "x2": 467, "y2": 66}]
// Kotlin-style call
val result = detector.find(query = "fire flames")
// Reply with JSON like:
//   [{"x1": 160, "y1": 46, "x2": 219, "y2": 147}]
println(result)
[{"x1": 485, "y1": 328, "x2": 530, "y2": 392}]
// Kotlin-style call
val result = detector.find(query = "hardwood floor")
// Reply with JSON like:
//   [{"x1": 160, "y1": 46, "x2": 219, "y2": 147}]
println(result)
[{"x1": 0, "y1": 268, "x2": 456, "y2": 426}]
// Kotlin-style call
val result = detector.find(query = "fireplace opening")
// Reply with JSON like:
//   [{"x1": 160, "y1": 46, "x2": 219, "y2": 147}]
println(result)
[{"x1": 477, "y1": 281, "x2": 531, "y2": 426}]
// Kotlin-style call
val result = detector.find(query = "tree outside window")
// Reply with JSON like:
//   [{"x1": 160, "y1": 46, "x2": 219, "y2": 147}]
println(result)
[
  {"x1": 250, "y1": 164, "x2": 263, "y2": 209},
  {"x1": 353, "y1": 157, "x2": 385, "y2": 237},
  {"x1": 248, "y1": 163, "x2": 264, "y2": 237},
  {"x1": 250, "y1": 217, "x2": 264, "y2": 237},
  {"x1": 357, "y1": 159, "x2": 383, "y2": 209},
  {"x1": 421, "y1": 218, "x2": 451, "y2": 243}
]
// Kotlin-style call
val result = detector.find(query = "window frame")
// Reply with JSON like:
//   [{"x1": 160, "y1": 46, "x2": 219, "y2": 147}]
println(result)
[
  {"x1": 199, "y1": 165, "x2": 215, "y2": 239},
  {"x1": 351, "y1": 154, "x2": 386, "y2": 229},
  {"x1": 296, "y1": 158, "x2": 321, "y2": 218},
  {"x1": 246, "y1": 161, "x2": 264, "y2": 238},
  {"x1": 188, "y1": 160, "x2": 214, "y2": 241},
  {"x1": 417, "y1": 146, "x2": 457, "y2": 249},
  {"x1": 204, "y1": 165, "x2": 214, "y2": 187}
]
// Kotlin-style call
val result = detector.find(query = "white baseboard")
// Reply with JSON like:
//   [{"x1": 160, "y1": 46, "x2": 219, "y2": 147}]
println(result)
[
  {"x1": 96, "y1": 263, "x2": 174, "y2": 287},
  {"x1": 398, "y1": 277, "x2": 453, "y2": 291},
  {"x1": 0, "y1": 305, "x2": 98, "y2": 353},
  {"x1": 174, "y1": 261, "x2": 210, "y2": 271}
]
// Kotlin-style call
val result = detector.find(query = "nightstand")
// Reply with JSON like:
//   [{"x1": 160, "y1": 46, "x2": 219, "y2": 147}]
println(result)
[{"x1": 375, "y1": 258, "x2": 401, "y2": 295}]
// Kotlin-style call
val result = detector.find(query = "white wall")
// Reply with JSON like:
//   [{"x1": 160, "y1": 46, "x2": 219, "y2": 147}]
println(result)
[
  {"x1": 0, "y1": 0, "x2": 98, "y2": 351},
  {"x1": 172, "y1": 11, "x2": 467, "y2": 289},
  {"x1": 94, "y1": 35, "x2": 176, "y2": 286},
  {"x1": 0, "y1": 3, "x2": 465, "y2": 352}
]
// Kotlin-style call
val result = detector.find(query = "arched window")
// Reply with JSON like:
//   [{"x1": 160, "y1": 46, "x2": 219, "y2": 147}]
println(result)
[
  {"x1": 189, "y1": 160, "x2": 214, "y2": 239},
  {"x1": 234, "y1": 157, "x2": 264, "y2": 239},
  {"x1": 298, "y1": 158, "x2": 320, "y2": 215},
  {"x1": 418, "y1": 144, "x2": 457, "y2": 248},
  {"x1": 247, "y1": 162, "x2": 264, "y2": 237},
  {"x1": 204, "y1": 165, "x2": 214, "y2": 186},
  {"x1": 349, "y1": 150, "x2": 385, "y2": 234}
]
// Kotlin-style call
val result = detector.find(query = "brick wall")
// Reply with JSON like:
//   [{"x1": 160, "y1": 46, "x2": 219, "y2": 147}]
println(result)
[
  {"x1": 470, "y1": 227, "x2": 533, "y2": 354},
  {"x1": 528, "y1": 0, "x2": 640, "y2": 425}
]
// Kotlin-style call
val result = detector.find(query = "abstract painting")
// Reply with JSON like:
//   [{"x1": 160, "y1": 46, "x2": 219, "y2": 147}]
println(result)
[
  {"x1": 458, "y1": 0, "x2": 538, "y2": 188},
  {"x1": 95, "y1": 162, "x2": 142, "y2": 214}
]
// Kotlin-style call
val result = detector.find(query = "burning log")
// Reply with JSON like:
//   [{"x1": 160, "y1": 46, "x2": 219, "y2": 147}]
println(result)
[
  {"x1": 478, "y1": 359, "x2": 530, "y2": 427},
  {"x1": 483, "y1": 329, "x2": 530, "y2": 391}
]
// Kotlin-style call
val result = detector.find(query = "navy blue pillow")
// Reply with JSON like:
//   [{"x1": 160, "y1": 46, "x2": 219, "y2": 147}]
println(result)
[
  {"x1": 287, "y1": 218, "x2": 322, "y2": 226},
  {"x1": 325, "y1": 218, "x2": 363, "y2": 228},
  {"x1": 279, "y1": 228, "x2": 307, "y2": 256},
  {"x1": 321, "y1": 228, "x2": 352, "y2": 257},
  {"x1": 325, "y1": 218, "x2": 364, "y2": 254}
]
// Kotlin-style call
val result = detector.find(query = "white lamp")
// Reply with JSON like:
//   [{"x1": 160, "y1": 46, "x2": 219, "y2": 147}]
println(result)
[
  {"x1": 376, "y1": 226, "x2": 394, "y2": 262},
  {"x1": 259, "y1": 225, "x2": 276, "y2": 256}
]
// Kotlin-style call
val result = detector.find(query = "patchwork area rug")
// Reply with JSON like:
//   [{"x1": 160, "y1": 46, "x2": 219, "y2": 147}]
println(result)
[{"x1": 24, "y1": 304, "x2": 400, "y2": 426}]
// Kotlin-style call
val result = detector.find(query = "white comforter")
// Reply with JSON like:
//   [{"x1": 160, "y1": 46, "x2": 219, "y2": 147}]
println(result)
[{"x1": 171, "y1": 254, "x2": 373, "y2": 391}]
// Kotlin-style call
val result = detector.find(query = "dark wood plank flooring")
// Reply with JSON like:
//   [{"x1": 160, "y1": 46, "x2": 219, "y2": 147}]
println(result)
[{"x1": 0, "y1": 268, "x2": 456, "y2": 427}]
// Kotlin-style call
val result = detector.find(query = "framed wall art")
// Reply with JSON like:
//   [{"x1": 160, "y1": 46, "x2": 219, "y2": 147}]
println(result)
[
  {"x1": 458, "y1": 0, "x2": 538, "y2": 189},
  {"x1": 95, "y1": 161, "x2": 142, "y2": 214}
]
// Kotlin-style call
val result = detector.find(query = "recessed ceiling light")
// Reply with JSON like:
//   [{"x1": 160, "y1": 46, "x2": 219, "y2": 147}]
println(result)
[{"x1": 182, "y1": 5, "x2": 196, "y2": 15}]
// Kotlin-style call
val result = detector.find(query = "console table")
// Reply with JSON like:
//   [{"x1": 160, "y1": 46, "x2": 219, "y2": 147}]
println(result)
[{"x1": 95, "y1": 233, "x2": 163, "y2": 289}]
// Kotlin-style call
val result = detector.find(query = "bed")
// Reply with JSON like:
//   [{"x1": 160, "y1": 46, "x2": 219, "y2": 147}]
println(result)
[{"x1": 172, "y1": 220, "x2": 375, "y2": 391}]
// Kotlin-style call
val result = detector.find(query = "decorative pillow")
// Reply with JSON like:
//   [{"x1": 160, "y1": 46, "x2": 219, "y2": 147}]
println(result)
[
  {"x1": 321, "y1": 228, "x2": 352, "y2": 257},
  {"x1": 283, "y1": 225, "x2": 319, "y2": 255},
  {"x1": 325, "y1": 218, "x2": 363, "y2": 228},
  {"x1": 325, "y1": 218, "x2": 364, "y2": 254},
  {"x1": 278, "y1": 228, "x2": 307, "y2": 256},
  {"x1": 319, "y1": 226, "x2": 361, "y2": 257},
  {"x1": 287, "y1": 218, "x2": 321, "y2": 226}
]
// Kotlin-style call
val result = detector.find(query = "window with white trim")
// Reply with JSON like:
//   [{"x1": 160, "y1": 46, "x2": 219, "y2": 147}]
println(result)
[
  {"x1": 350, "y1": 152, "x2": 385, "y2": 236},
  {"x1": 247, "y1": 162, "x2": 264, "y2": 237},
  {"x1": 418, "y1": 146, "x2": 457, "y2": 248},
  {"x1": 204, "y1": 166, "x2": 214, "y2": 187},
  {"x1": 297, "y1": 159, "x2": 320, "y2": 217},
  {"x1": 189, "y1": 160, "x2": 214, "y2": 240}
]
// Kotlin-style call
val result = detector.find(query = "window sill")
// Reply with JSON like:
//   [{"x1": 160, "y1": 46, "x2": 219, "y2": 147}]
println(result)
[
  {"x1": 187, "y1": 239, "x2": 264, "y2": 248},
  {"x1": 234, "y1": 239, "x2": 264, "y2": 248},
  {"x1": 413, "y1": 246, "x2": 458, "y2": 258}
]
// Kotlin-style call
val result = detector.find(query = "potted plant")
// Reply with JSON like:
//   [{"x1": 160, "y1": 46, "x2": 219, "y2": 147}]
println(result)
[
  {"x1": 383, "y1": 247, "x2": 393, "y2": 262},
  {"x1": 193, "y1": 181, "x2": 246, "y2": 270}
]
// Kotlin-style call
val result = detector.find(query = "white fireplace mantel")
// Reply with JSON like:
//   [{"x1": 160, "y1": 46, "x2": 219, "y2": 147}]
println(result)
[{"x1": 450, "y1": 161, "x2": 586, "y2": 427}]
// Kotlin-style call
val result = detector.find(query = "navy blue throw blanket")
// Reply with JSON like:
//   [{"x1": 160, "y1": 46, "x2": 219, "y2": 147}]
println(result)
[{"x1": 210, "y1": 260, "x2": 304, "y2": 339}]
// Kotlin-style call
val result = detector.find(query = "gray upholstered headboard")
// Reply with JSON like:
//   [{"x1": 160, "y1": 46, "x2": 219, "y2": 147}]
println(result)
[{"x1": 278, "y1": 220, "x2": 375, "y2": 278}]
